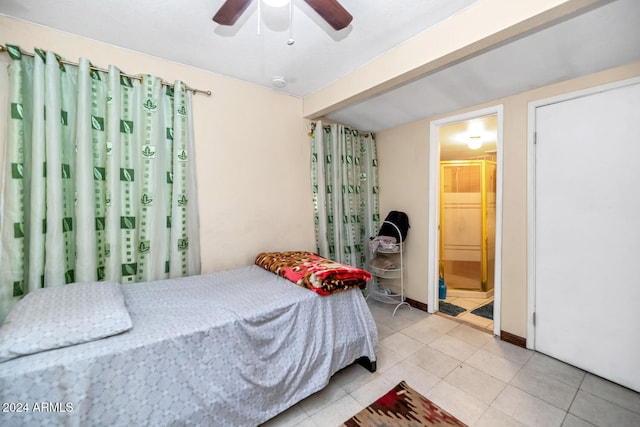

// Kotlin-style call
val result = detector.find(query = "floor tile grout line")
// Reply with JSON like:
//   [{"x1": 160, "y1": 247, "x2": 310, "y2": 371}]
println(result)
[
  {"x1": 579, "y1": 373, "x2": 640, "y2": 416},
  {"x1": 561, "y1": 374, "x2": 586, "y2": 427},
  {"x1": 430, "y1": 376, "x2": 492, "y2": 426},
  {"x1": 435, "y1": 311, "x2": 494, "y2": 336},
  {"x1": 368, "y1": 301, "x2": 640, "y2": 426},
  {"x1": 276, "y1": 301, "x2": 640, "y2": 427},
  {"x1": 507, "y1": 374, "x2": 577, "y2": 413},
  {"x1": 578, "y1": 387, "x2": 640, "y2": 417}
]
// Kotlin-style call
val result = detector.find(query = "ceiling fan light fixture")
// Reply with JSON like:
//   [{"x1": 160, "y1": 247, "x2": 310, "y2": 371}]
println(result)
[{"x1": 263, "y1": 0, "x2": 289, "y2": 7}]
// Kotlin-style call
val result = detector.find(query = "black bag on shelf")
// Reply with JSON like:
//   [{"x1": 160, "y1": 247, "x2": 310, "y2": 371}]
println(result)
[{"x1": 378, "y1": 211, "x2": 410, "y2": 242}]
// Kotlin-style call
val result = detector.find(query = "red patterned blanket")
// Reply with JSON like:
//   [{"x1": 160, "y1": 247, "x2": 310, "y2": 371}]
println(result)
[{"x1": 255, "y1": 251, "x2": 372, "y2": 296}]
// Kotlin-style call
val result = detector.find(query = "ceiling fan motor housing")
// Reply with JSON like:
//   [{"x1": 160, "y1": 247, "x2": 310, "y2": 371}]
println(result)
[{"x1": 213, "y1": 0, "x2": 352, "y2": 31}]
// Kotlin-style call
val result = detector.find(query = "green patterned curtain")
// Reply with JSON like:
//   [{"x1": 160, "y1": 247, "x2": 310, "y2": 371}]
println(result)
[
  {"x1": 311, "y1": 121, "x2": 380, "y2": 269},
  {"x1": 0, "y1": 45, "x2": 200, "y2": 321}
]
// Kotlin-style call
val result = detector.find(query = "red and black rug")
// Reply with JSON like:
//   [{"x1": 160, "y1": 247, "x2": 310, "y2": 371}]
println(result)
[{"x1": 342, "y1": 381, "x2": 467, "y2": 426}]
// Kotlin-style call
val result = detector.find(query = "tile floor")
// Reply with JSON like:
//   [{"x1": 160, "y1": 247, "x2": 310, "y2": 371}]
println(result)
[
  {"x1": 262, "y1": 299, "x2": 640, "y2": 427},
  {"x1": 440, "y1": 295, "x2": 494, "y2": 331}
]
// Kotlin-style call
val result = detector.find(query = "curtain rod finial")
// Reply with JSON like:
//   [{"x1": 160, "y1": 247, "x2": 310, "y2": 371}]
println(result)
[{"x1": 307, "y1": 121, "x2": 316, "y2": 137}]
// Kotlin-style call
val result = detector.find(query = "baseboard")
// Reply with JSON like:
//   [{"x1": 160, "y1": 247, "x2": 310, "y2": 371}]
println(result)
[
  {"x1": 500, "y1": 330, "x2": 527, "y2": 348},
  {"x1": 404, "y1": 299, "x2": 528, "y2": 349},
  {"x1": 405, "y1": 297, "x2": 428, "y2": 312}
]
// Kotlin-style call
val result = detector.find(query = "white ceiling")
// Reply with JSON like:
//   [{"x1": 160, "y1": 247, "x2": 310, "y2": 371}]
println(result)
[
  {"x1": 0, "y1": 0, "x2": 478, "y2": 96},
  {"x1": 2, "y1": 0, "x2": 639, "y2": 132},
  {"x1": 327, "y1": 0, "x2": 640, "y2": 131}
]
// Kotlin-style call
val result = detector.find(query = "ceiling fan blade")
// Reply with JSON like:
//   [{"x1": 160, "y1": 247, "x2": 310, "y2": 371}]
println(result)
[
  {"x1": 304, "y1": 0, "x2": 353, "y2": 30},
  {"x1": 213, "y1": 0, "x2": 253, "y2": 25}
]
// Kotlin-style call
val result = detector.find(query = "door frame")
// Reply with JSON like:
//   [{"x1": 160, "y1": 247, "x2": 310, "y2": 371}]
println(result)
[
  {"x1": 526, "y1": 76, "x2": 640, "y2": 350},
  {"x1": 428, "y1": 105, "x2": 504, "y2": 336}
]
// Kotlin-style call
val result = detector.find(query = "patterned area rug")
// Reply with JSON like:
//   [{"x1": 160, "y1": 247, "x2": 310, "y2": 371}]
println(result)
[
  {"x1": 342, "y1": 381, "x2": 467, "y2": 426},
  {"x1": 471, "y1": 301, "x2": 494, "y2": 320},
  {"x1": 438, "y1": 301, "x2": 466, "y2": 317}
]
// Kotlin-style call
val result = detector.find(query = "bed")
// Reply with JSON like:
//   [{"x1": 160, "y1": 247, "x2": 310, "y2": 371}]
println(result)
[{"x1": 0, "y1": 258, "x2": 378, "y2": 426}]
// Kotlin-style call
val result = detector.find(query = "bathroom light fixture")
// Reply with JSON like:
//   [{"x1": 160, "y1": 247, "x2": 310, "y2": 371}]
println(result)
[
  {"x1": 467, "y1": 135, "x2": 483, "y2": 150},
  {"x1": 466, "y1": 120, "x2": 484, "y2": 150}
]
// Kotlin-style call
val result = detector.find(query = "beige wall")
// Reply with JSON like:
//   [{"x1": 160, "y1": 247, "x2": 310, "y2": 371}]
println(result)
[
  {"x1": 376, "y1": 61, "x2": 640, "y2": 338},
  {"x1": 0, "y1": 16, "x2": 316, "y2": 273}
]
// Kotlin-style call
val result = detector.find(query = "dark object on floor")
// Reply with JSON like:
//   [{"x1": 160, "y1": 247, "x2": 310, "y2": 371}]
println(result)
[
  {"x1": 355, "y1": 356, "x2": 376, "y2": 373},
  {"x1": 471, "y1": 301, "x2": 494, "y2": 320},
  {"x1": 438, "y1": 301, "x2": 466, "y2": 317},
  {"x1": 342, "y1": 380, "x2": 467, "y2": 426}
]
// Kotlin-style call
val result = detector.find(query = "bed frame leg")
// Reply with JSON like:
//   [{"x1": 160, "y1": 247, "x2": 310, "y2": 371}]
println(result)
[{"x1": 356, "y1": 356, "x2": 377, "y2": 373}]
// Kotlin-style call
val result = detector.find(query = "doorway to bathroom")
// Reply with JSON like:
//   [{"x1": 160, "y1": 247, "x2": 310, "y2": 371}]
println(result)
[{"x1": 427, "y1": 106, "x2": 503, "y2": 336}]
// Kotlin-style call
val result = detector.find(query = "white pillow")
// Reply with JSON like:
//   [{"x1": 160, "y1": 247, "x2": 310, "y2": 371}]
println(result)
[{"x1": 0, "y1": 281, "x2": 132, "y2": 362}]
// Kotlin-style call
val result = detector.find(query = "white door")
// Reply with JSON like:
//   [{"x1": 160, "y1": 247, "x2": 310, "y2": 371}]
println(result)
[{"x1": 534, "y1": 81, "x2": 640, "y2": 392}]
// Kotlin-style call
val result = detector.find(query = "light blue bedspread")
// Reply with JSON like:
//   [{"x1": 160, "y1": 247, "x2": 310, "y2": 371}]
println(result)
[{"x1": 0, "y1": 265, "x2": 378, "y2": 426}]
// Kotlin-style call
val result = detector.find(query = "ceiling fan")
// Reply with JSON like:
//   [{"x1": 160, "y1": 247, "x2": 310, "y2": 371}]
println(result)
[{"x1": 213, "y1": 0, "x2": 353, "y2": 31}]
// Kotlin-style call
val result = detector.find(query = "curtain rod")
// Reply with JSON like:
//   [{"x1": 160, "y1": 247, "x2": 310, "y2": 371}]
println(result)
[
  {"x1": 310, "y1": 121, "x2": 371, "y2": 138},
  {"x1": 0, "y1": 44, "x2": 212, "y2": 96}
]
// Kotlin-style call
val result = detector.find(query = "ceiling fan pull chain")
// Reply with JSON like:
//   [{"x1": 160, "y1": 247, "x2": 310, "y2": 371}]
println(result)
[
  {"x1": 287, "y1": 0, "x2": 295, "y2": 45},
  {"x1": 257, "y1": 0, "x2": 262, "y2": 35}
]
